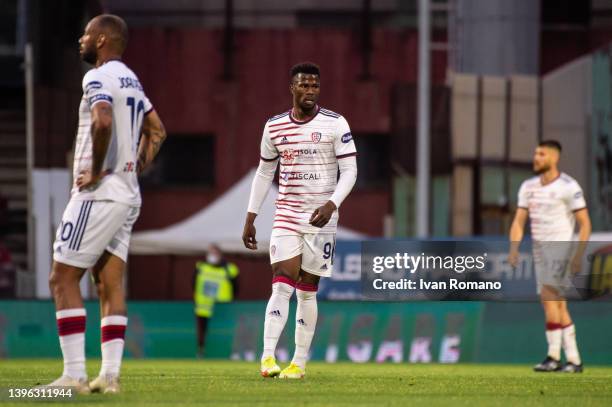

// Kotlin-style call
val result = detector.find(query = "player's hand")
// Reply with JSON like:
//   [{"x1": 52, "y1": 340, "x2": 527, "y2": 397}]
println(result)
[
  {"x1": 507, "y1": 250, "x2": 520, "y2": 268},
  {"x1": 570, "y1": 254, "x2": 582, "y2": 275},
  {"x1": 310, "y1": 201, "x2": 337, "y2": 228},
  {"x1": 76, "y1": 170, "x2": 108, "y2": 191},
  {"x1": 242, "y1": 221, "x2": 258, "y2": 250}
]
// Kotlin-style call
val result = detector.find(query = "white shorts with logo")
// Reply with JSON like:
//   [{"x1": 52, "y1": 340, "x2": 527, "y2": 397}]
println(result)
[
  {"x1": 533, "y1": 242, "x2": 575, "y2": 296},
  {"x1": 53, "y1": 199, "x2": 140, "y2": 269},
  {"x1": 269, "y1": 233, "x2": 336, "y2": 277}
]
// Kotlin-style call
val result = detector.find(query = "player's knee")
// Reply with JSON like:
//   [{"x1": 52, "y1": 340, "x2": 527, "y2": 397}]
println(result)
[
  {"x1": 95, "y1": 281, "x2": 105, "y2": 299},
  {"x1": 48, "y1": 270, "x2": 69, "y2": 294},
  {"x1": 296, "y1": 282, "x2": 318, "y2": 301},
  {"x1": 103, "y1": 279, "x2": 123, "y2": 293},
  {"x1": 271, "y1": 275, "x2": 296, "y2": 298},
  {"x1": 48, "y1": 271, "x2": 58, "y2": 293},
  {"x1": 272, "y1": 267, "x2": 298, "y2": 282},
  {"x1": 544, "y1": 301, "x2": 560, "y2": 311}
]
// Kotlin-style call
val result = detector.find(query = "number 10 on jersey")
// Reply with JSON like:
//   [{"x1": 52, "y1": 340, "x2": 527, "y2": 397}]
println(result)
[{"x1": 126, "y1": 96, "x2": 145, "y2": 152}]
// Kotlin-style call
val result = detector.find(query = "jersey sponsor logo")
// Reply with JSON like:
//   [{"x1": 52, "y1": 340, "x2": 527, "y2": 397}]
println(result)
[
  {"x1": 295, "y1": 148, "x2": 317, "y2": 155},
  {"x1": 574, "y1": 191, "x2": 583, "y2": 199},
  {"x1": 311, "y1": 132, "x2": 322, "y2": 143},
  {"x1": 280, "y1": 136, "x2": 289, "y2": 144},
  {"x1": 280, "y1": 148, "x2": 318, "y2": 162},
  {"x1": 271, "y1": 245, "x2": 276, "y2": 256},
  {"x1": 341, "y1": 132, "x2": 353, "y2": 143},
  {"x1": 283, "y1": 172, "x2": 321, "y2": 181},
  {"x1": 119, "y1": 76, "x2": 144, "y2": 91},
  {"x1": 281, "y1": 149, "x2": 296, "y2": 161}
]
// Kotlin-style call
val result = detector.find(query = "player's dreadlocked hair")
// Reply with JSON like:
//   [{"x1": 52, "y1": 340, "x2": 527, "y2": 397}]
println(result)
[
  {"x1": 290, "y1": 62, "x2": 320, "y2": 81},
  {"x1": 539, "y1": 140, "x2": 562, "y2": 152}
]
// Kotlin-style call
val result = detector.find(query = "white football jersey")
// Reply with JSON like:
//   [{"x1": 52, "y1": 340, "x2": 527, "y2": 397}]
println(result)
[
  {"x1": 71, "y1": 60, "x2": 153, "y2": 206},
  {"x1": 260, "y1": 106, "x2": 357, "y2": 235},
  {"x1": 517, "y1": 173, "x2": 587, "y2": 241}
]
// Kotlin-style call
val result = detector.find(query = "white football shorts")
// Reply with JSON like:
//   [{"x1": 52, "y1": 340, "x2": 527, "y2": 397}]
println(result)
[
  {"x1": 269, "y1": 233, "x2": 336, "y2": 277},
  {"x1": 532, "y1": 242, "x2": 575, "y2": 296},
  {"x1": 53, "y1": 199, "x2": 140, "y2": 268}
]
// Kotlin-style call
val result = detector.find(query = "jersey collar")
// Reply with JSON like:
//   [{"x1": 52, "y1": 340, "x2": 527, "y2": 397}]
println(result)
[
  {"x1": 99, "y1": 58, "x2": 122, "y2": 67},
  {"x1": 290, "y1": 105, "x2": 320, "y2": 125},
  {"x1": 540, "y1": 172, "x2": 561, "y2": 186}
]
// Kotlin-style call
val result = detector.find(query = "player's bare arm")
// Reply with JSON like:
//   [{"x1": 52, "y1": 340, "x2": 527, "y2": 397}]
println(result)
[
  {"x1": 574, "y1": 208, "x2": 592, "y2": 242},
  {"x1": 137, "y1": 109, "x2": 167, "y2": 174},
  {"x1": 508, "y1": 207, "x2": 528, "y2": 267},
  {"x1": 570, "y1": 208, "x2": 592, "y2": 274},
  {"x1": 77, "y1": 101, "x2": 113, "y2": 190},
  {"x1": 242, "y1": 212, "x2": 258, "y2": 250}
]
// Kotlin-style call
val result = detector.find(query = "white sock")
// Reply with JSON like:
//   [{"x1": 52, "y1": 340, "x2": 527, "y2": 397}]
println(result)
[
  {"x1": 292, "y1": 285, "x2": 318, "y2": 370},
  {"x1": 546, "y1": 323, "x2": 562, "y2": 360},
  {"x1": 100, "y1": 315, "x2": 128, "y2": 377},
  {"x1": 56, "y1": 308, "x2": 87, "y2": 380},
  {"x1": 262, "y1": 278, "x2": 295, "y2": 361},
  {"x1": 562, "y1": 324, "x2": 581, "y2": 365}
]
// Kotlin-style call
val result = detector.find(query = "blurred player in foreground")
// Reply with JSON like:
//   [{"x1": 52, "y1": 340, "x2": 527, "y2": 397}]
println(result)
[
  {"x1": 243, "y1": 62, "x2": 357, "y2": 379},
  {"x1": 509, "y1": 140, "x2": 591, "y2": 373},
  {"x1": 41, "y1": 14, "x2": 166, "y2": 393}
]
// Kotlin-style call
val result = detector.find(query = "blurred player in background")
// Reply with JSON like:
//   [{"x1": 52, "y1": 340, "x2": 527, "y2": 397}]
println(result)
[
  {"x1": 42, "y1": 14, "x2": 166, "y2": 393},
  {"x1": 509, "y1": 140, "x2": 591, "y2": 373},
  {"x1": 243, "y1": 62, "x2": 357, "y2": 379}
]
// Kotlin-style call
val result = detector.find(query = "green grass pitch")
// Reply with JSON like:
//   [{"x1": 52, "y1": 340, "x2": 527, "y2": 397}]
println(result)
[{"x1": 1, "y1": 360, "x2": 611, "y2": 406}]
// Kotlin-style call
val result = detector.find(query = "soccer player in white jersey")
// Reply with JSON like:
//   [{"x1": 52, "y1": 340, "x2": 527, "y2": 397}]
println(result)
[
  {"x1": 40, "y1": 15, "x2": 166, "y2": 393},
  {"x1": 242, "y1": 62, "x2": 357, "y2": 379},
  {"x1": 509, "y1": 140, "x2": 591, "y2": 373}
]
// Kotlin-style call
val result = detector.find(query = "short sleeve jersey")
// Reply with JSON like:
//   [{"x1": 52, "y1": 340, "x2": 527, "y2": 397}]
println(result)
[
  {"x1": 72, "y1": 60, "x2": 153, "y2": 206},
  {"x1": 517, "y1": 173, "x2": 587, "y2": 241},
  {"x1": 260, "y1": 106, "x2": 357, "y2": 235}
]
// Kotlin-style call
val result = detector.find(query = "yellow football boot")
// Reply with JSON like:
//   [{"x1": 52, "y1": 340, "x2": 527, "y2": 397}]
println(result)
[
  {"x1": 279, "y1": 363, "x2": 305, "y2": 379},
  {"x1": 260, "y1": 356, "x2": 281, "y2": 378}
]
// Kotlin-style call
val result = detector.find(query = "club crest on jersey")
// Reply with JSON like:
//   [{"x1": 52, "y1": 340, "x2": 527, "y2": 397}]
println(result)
[
  {"x1": 281, "y1": 149, "x2": 296, "y2": 161},
  {"x1": 311, "y1": 132, "x2": 322, "y2": 143}
]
